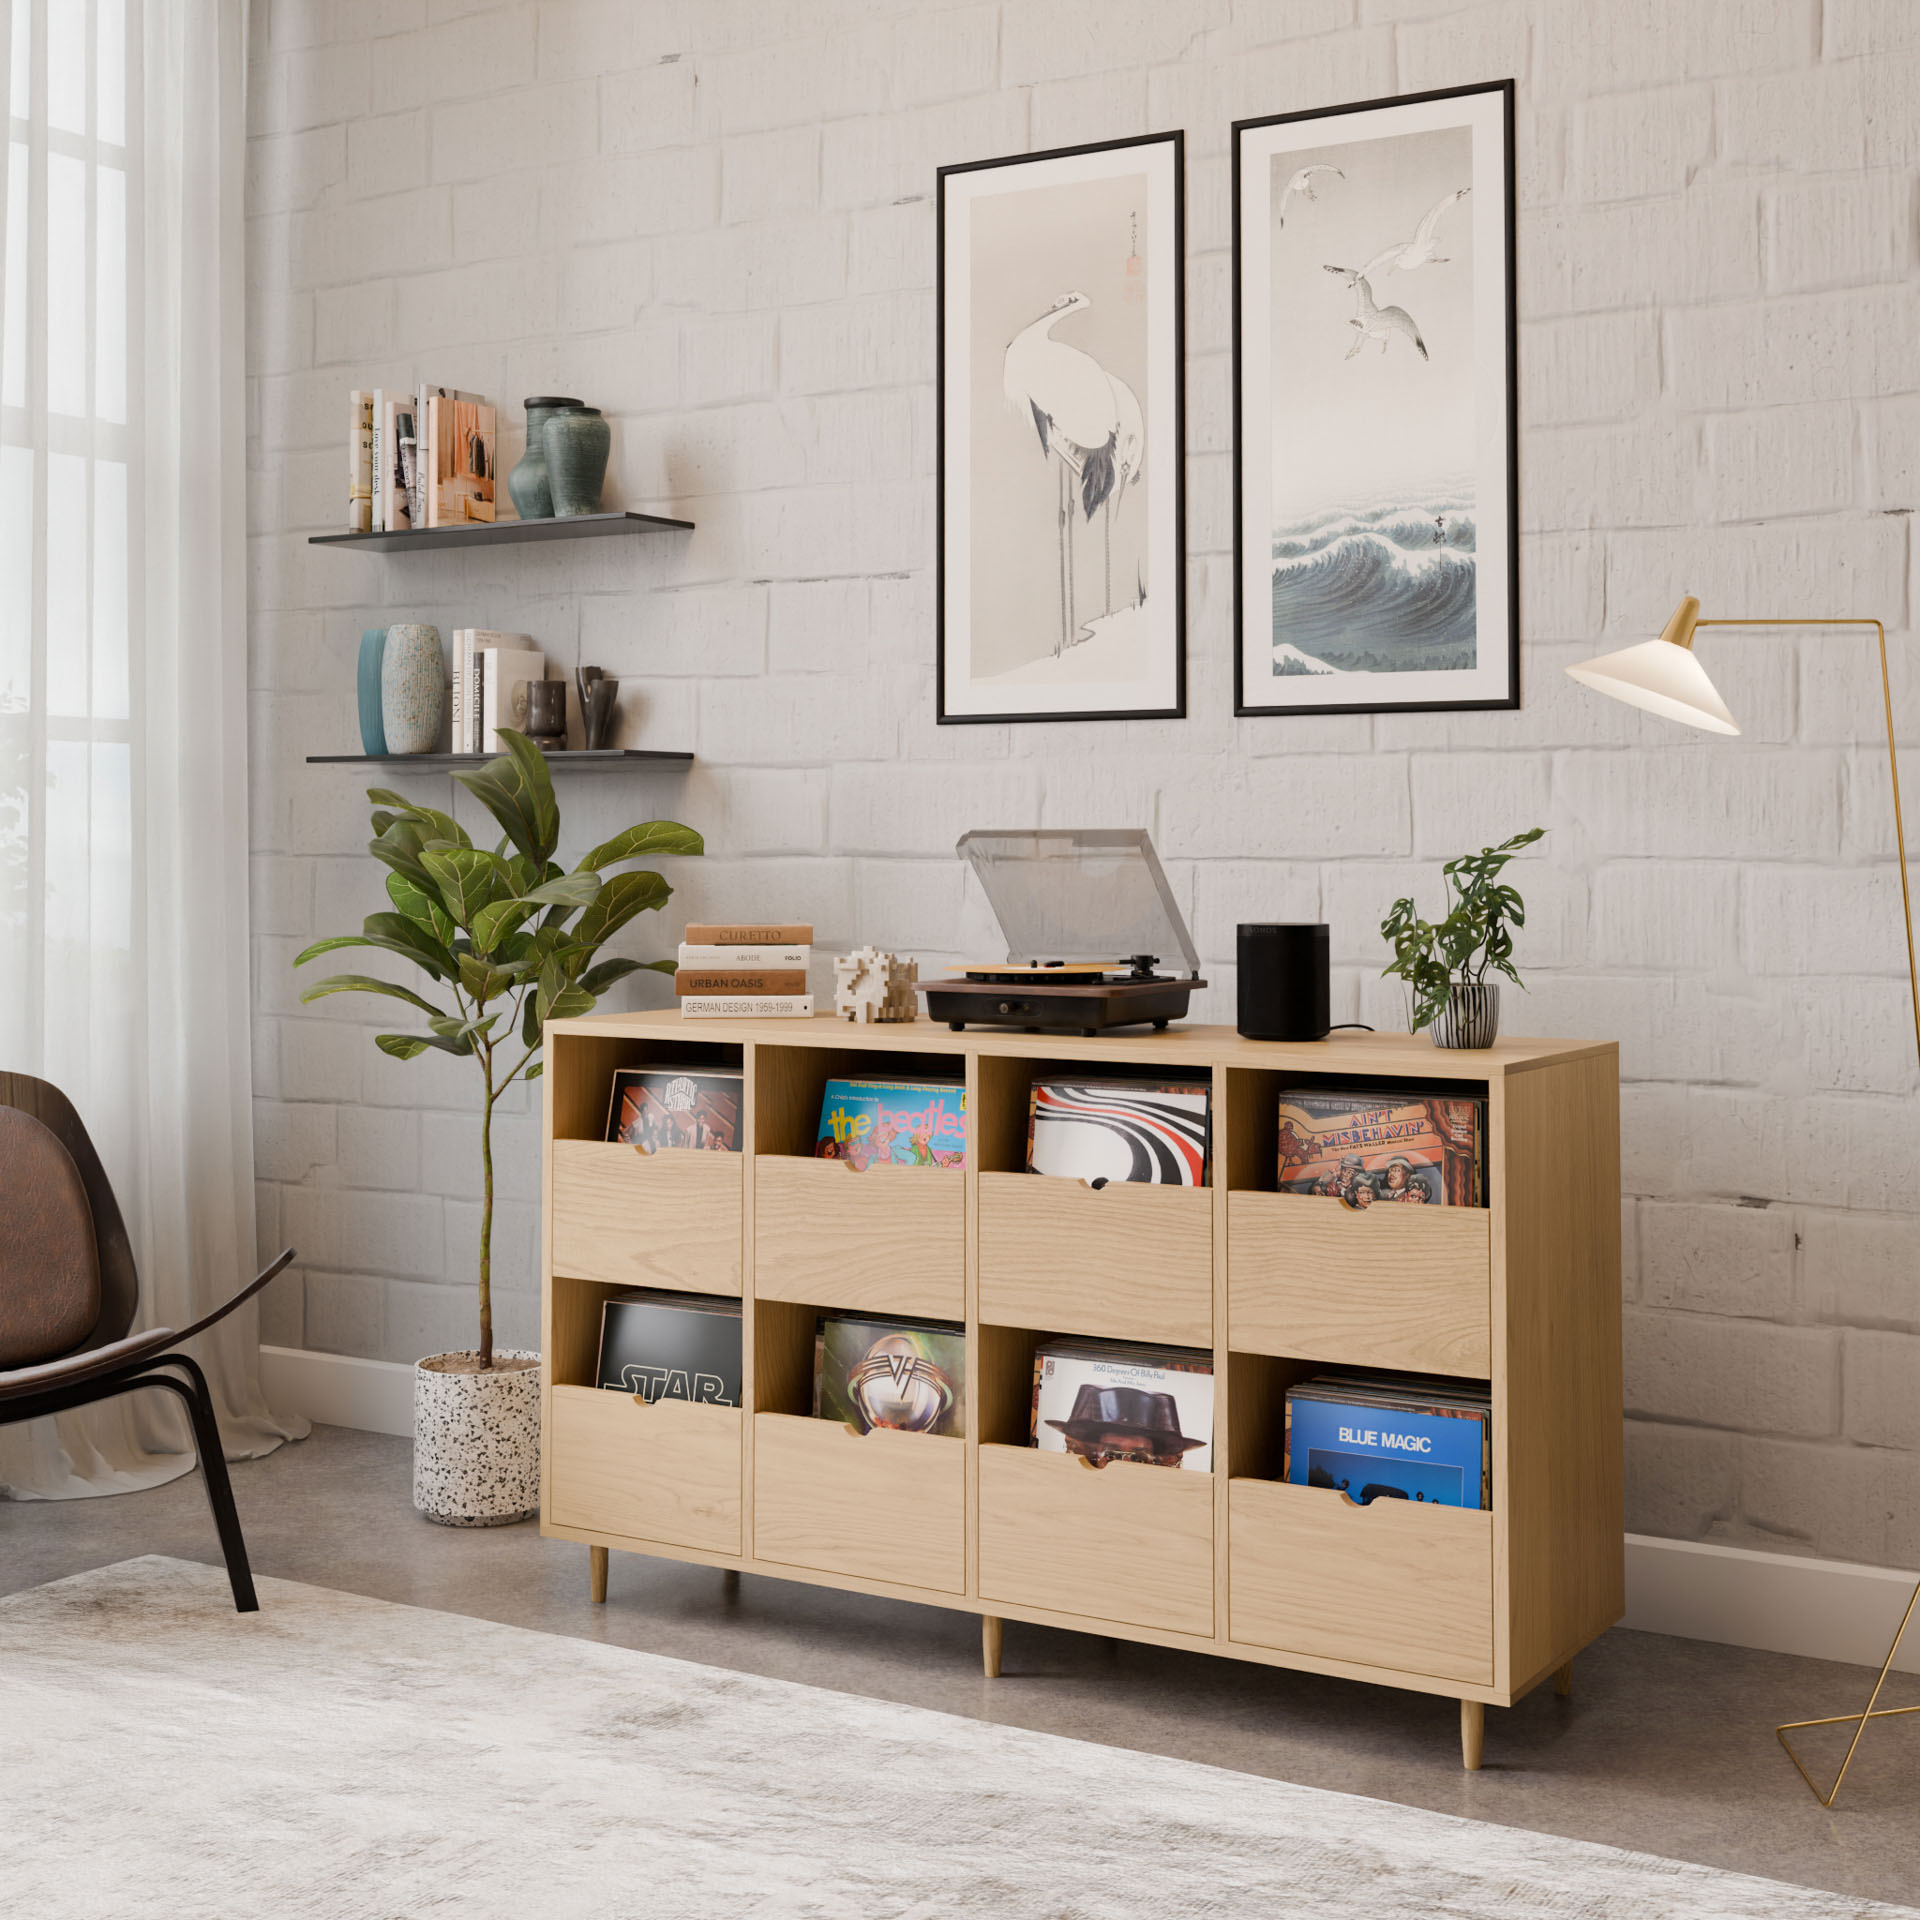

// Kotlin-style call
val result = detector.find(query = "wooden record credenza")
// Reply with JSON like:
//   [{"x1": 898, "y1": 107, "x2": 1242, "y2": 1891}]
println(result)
[{"x1": 540, "y1": 1011, "x2": 1623, "y2": 1770}]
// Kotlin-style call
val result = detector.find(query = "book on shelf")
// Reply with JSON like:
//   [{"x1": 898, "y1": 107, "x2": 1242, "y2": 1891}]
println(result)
[
  {"x1": 371, "y1": 387, "x2": 384, "y2": 532},
  {"x1": 385, "y1": 396, "x2": 413, "y2": 532},
  {"x1": 679, "y1": 994, "x2": 814, "y2": 1019},
  {"x1": 1026, "y1": 1075, "x2": 1211, "y2": 1187},
  {"x1": 1283, "y1": 1372, "x2": 1491, "y2": 1510},
  {"x1": 673, "y1": 969, "x2": 808, "y2": 998},
  {"x1": 1029, "y1": 1338, "x2": 1214, "y2": 1472},
  {"x1": 423, "y1": 389, "x2": 496, "y2": 526},
  {"x1": 682, "y1": 923, "x2": 814, "y2": 946},
  {"x1": 1274, "y1": 1087, "x2": 1485, "y2": 1208},
  {"x1": 346, "y1": 389, "x2": 372, "y2": 531},
  {"x1": 676, "y1": 943, "x2": 810, "y2": 970},
  {"x1": 814, "y1": 1078, "x2": 966, "y2": 1170},
  {"x1": 605, "y1": 1068, "x2": 742, "y2": 1151},
  {"x1": 480, "y1": 637, "x2": 543, "y2": 752},
  {"x1": 812, "y1": 1313, "x2": 966, "y2": 1437},
  {"x1": 594, "y1": 1289, "x2": 742, "y2": 1403}
]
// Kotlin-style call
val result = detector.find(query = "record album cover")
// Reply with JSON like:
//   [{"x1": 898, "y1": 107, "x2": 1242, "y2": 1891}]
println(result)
[
  {"x1": 815, "y1": 1079, "x2": 967, "y2": 1170},
  {"x1": 813, "y1": 1314, "x2": 966, "y2": 1437},
  {"x1": 1274, "y1": 1087, "x2": 1484, "y2": 1207},
  {"x1": 1026, "y1": 1077, "x2": 1211, "y2": 1186},
  {"x1": 1030, "y1": 1340, "x2": 1214, "y2": 1471},
  {"x1": 1283, "y1": 1376, "x2": 1490, "y2": 1508},
  {"x1": 605, "y1": 1069, "x2": 743, "y2": 1152},
  {"x1": 595, "y1": 1291, "x2": 743, "y2": 1405}
]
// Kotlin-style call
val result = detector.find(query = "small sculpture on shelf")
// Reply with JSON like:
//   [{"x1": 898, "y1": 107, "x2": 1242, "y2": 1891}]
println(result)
[
  {"x1": 524, "y1": 679, "x2": 567, "y2": 753},
  {"x1": 833, "y1": 947, "x2": 918, "y2": 1024},
  {"x1": 577, "y1": 666, "x2": 620, "y2": 749}
]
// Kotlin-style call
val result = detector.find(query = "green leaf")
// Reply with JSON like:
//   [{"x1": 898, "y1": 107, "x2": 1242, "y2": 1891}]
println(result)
[
  {"x1": 375, "y1": 1034, "x2": 432, "y2": 1060},
  {"x1": 642, "y1": 957, "x2": 678, "y2": 974},
  {"x1": 293, "y1": 931, "x2": 454, "y2": 982},
  {"x1": 576, "y1": 820, "x2": 704, "y2": 872},
  {"x1": 386, "y1": 871, "x2": 458, "y2": 947},
  {"x1": 362, "y1": 910, "x2": 459, "y2": 979},
  {"x1": 578, "y1": 956, "x2": 647, "y2": 996},
  {"x1": 298, "y1": 974, "x2": 448, "y2": 1017},
  {"x1": 452, "y1": 729, "x2": 558, "y2": 869},
  {"x1": 420, "y1": 847, "x2": 514, "y2": 929},
  {"x1": 459, "y1": 951, "x2": 520, "y2": 1005},
  {"x1": 368, "y1": 817, "x2": 436, "y2": 891},
  {"x1": 525, "y1": 1062, "x2": 544, "y2": 1081},
  {"x1": 519, "y1": 872, "x2": 603, "y2": 909},
  {"x1": 367, "y1": 790, "x2": 472, "y2": 850},
  {"x1": 572, "y1": 869, "x2": 671, "y2": 953},
  {"x1": 469, "y1": 897, "x2": 534, "y2": 957}
]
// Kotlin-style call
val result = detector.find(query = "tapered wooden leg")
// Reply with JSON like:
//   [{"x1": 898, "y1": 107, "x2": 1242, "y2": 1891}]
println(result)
[
  {"x1": 589, "y1": 1545, "x2": 608, "y2": 1604},
  {"x1": 1554, "y1": 1660, "x2": 1573, "y2": 1698},
  {"x1": 1460, "y1": 1699, "x2": 1484, "y2": 1771},
  {"x1": 983, "y1": 1614, "x2": 1004, "y2": 1679},
  {"x1": 723, "y1": 1568, "x2": 741, "y2": 1596}
]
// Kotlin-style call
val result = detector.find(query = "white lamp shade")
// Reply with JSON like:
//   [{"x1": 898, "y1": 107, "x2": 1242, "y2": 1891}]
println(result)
[{"x1": 1564, "y1": 634, "x2": 1741, "y2": 735}]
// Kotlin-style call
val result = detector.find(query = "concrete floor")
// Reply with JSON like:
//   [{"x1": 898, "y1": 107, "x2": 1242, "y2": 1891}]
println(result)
[{"x1": 5, "y1": 1424, "x2": 1918, "y2": 1910}]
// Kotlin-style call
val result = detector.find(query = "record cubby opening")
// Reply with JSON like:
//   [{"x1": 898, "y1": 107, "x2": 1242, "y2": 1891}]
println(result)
[
  {"x1": 547, "y1": 1030, "x2": 743, "y2": 1144},
  {"x1": 751, "y1": 1042, "x2": 967, "y2": 1158},
  {"x1": 974, "y1": 1050, "x2": 1217, "y2": 1177},
  {"x1": 978, "y1": 1322, "x2": 1049, "y2": 1447},
  {"x1": 754, "y1": 1298, "x2": 818, "y2": 1417},
  {"x1": 549, "y1": 1274, "x2": 633, "y2": 1390}
]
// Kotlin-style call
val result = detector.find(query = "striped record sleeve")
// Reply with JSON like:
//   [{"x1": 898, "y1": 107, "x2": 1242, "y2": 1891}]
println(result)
[{"x1": 1025, "y1": 1078, "x2": 1212, "y2": 1186}]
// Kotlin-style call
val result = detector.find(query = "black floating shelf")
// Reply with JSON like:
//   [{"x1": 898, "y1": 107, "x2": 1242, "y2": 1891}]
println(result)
[
  {"x1": 307, "y1": 749, "x2": 694, "y2": 770},
  {"x1": 308, "y1": 510, "x2": 694, "y2": 553}
]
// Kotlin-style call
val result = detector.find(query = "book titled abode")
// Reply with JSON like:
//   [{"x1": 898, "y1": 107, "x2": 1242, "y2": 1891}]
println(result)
[{"x1": 1283, "y1": 1375, "x2": 1490, "y2": 1509}]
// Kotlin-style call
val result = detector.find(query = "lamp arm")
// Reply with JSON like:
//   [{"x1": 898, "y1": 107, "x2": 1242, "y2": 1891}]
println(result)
[{"x1": 1692, "y1": 619, "x2": 1917, "y2": 1073}]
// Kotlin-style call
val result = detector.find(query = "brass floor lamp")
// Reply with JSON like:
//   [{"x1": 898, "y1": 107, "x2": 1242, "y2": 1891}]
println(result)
[{"x1": 1566, "y1": 597, "x2": 1920, "y2": 1807}]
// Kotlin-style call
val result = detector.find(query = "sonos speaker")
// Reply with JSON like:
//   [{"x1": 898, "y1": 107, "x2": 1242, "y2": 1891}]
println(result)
[{"x1": 1237, "y1": 923, "x2": 1330, "y2": 1042}]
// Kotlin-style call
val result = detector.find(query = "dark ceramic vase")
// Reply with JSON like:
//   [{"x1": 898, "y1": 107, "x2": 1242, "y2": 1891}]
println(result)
[
  {"x1": 544, "y1": 406, "x2": 610, "y2": 517},
  {"x1": 507, "y1": 396, "x2": 583, "y2": 520},
  {"x1": 524, "y1": 678, "x2": 567, "y2": 751}
]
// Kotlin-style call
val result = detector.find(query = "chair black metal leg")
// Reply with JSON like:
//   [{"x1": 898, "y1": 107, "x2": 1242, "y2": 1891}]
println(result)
[{"x1": 155, "y1": 1353, "x2": 258, "y2": 1613}]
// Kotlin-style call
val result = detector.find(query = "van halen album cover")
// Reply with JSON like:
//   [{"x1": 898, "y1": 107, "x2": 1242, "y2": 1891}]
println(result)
[
  {"x1": 813, "y1": 1315, "x2": 967, "y2": 1437},
  {"x1": 814, "y1": 1078, "x2": 967, "y2": 1170},
  {"x1": 1273, "y1": 1087, "x2": 1483, "y2": 1207},
  {"x1": 1026, "y1": 1076, "x2": 1211, "y2": 1186},
  {"x1": 605, "y1": 1069, "x2": 742, "y2": 1153},
  {"x1": 1030, "y1": 1340, "x2": 1214, "y2": 1471}
]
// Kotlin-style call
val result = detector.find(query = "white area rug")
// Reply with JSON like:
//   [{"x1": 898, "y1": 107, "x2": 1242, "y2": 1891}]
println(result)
[{"x1": 2, "y1": 1556, "x2": 1910, "y2": 1919}]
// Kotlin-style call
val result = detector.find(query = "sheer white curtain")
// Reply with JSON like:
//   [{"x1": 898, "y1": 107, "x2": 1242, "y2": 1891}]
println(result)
[{"x1": 0, "y1": 0, "x2": 303, "y2": 1497}]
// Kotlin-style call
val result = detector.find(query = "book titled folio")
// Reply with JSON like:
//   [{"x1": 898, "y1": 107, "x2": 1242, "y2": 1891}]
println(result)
[
  {"x1": 673, "y1": 970, "x2": 809, "y2": 997},
  {"x1": 683, "y1": 924, "x2": 813, "y2": 946}
]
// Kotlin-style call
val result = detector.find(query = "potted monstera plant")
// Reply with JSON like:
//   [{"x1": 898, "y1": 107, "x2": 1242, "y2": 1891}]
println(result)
[
  {"x1": 1381, "y1": 827, "x2": 1544, "y2": 1048},
  {"x1": 295, "y1": 732, "x2": 701, "y2": 1525}
]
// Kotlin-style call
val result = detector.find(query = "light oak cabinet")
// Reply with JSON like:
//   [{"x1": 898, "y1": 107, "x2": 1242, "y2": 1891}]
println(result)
[{"x1": 541, "y1": 1014, "x2": 1623, "y2": 1770}]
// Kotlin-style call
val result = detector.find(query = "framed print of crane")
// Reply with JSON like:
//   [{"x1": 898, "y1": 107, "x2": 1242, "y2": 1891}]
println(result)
[
  {"x1": 938, "y1": 132, "x2": 1185, "y2": 724},
  {"x1": 1233, "y1": 82, "x2": 1518, "y2": 717}
]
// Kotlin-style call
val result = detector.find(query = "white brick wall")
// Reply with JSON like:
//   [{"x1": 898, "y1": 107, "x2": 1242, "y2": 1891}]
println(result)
[{"x1": 247, "y1": 0, "x2": 1920, "y2": 1569}]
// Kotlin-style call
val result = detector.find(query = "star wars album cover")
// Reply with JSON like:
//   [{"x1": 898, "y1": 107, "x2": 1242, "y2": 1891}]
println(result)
[
  {"x1": 813, "y1": 1314, "x2": 966, "y2": 1437},
  {"x1": 1274, "y1": 1087, "x2": 1484, "y2": 1208},
  {"x1": 1029, "y1": 1339, "x2": 1213, "y2": 1471},
  {"x1": 605, "y1": 1069, "x2": 743, "y2": 1153},
  {"x1": 1026, "y1": 1076, "x2": 1211, "y2": 1186},
  {"x1": 814, "y1": 1078, "x2": 967, "y2": 1170},
  {"x1": 595, "y1": 1290, "x2": 743, "y2": 1405}
]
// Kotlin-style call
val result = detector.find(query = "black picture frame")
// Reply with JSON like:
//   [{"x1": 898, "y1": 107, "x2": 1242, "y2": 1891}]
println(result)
[
  {"x1": 937, "y1": 130, "x2": 1186, "y2": 726},
  {"x1": 1231, "y1": 80, "x2": 1519, "y2": 718}
]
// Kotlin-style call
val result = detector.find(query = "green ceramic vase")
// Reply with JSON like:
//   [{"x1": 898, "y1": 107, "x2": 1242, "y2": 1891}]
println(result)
[
  {"x1": 543, "y1": 406, "x2": 610, "y2": 517},
  {"x1": 506, "y1": 396, "x2": 583, "y2": 520}
]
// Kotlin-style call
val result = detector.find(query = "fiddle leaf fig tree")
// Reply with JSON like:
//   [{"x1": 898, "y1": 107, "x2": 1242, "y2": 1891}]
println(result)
[
  {"x1": 1381, "y1": 826, "x2": 1545, "y2": 1033},
  {"x1": 294, "y1": 731, "x2": 702, "y2": 1371}
]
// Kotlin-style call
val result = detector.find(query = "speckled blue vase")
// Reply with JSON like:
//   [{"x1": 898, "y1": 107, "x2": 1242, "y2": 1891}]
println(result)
[
  {"x1": 543, "y1": 406, "x2": 610, "y2": 517},
  {"x1": 380, "y1": 623, "x2": 444, "y2": 755},
  {"x1": 356, "y1": 628, "x2": 388, "y2": 755}
]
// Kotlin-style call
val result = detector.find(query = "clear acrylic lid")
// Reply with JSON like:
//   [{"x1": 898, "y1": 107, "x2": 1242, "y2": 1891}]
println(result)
[{"x1": 957, "y1": 829, "x2": 1201, "y2": 977}]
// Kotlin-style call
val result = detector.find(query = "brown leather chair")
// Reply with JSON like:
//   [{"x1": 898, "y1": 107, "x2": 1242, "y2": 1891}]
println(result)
[{"x1": 0, "y1": 1073, "x2": 295, "y2": 1611}]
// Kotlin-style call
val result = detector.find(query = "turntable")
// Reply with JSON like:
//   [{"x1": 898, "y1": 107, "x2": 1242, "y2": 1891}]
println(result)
[{"x1": 918, "y1": 829, "x2": 1206, "y2": 1036}]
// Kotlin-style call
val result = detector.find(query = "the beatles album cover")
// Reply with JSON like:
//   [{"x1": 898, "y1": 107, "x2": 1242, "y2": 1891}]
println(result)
[
  {"x1": 1283, "y1": 1373, "x2": 1490, "y2": 1508},
  {"x1": 605, "y1": 1069, "x2": 743, "y2": 1153},
  {"x1": 813, "y1": 1314, "x2": 967, "y2": 1437},
  {"x1": 1030, "y1": 1339, "x2": 1214, "y2": 1471},
  {"x1": 595, "y1": 1291, "x2": 743, "y2": 1405},
  {"x1": 1026, "y1": 1076, "x2": 1211, "y2": 1186},
  {"x1": 814, "y1": 1079, "x2": 967, "y2": 1170},
  {"x1": 1274, "y1": 1087, "x2": 1483, "y2": 1207}
]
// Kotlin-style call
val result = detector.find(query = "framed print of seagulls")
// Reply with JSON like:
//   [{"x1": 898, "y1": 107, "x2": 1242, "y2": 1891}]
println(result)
[
  {"x1": 938, "y1": 132, "x2": 1185, "y2": 724},
  {"x1": 1232, "y1": 83, "x2": 1518, "y2": 718}
]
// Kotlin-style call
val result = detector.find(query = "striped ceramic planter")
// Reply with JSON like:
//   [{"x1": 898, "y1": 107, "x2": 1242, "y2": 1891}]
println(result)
[{"x1": 1429, "y1": 983, "x2": 1501, "y2": 1049}]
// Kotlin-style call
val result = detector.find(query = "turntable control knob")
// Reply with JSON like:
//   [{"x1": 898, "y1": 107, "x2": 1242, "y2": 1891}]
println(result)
[{"x1": 998, "y1": 1000, "x2": 1012, "y2": 1014}]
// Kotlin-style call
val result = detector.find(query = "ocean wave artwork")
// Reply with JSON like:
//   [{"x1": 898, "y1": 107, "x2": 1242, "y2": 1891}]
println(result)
[{"x1": 1270, "y1": 498, "x2": 1476, "y2": 675}]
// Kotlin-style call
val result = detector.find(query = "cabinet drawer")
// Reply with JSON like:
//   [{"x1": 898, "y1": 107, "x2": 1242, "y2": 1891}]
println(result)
[
  {"x1": 978, "y1": 1444, "x2": 1213, "y2": 1637},
  {"x1": 978, "y1": 1174, "x2": 1212, "y2": 1347},
  {"x1": 547, "y1": 1384, "x2": 741, "y2": 1554},
  {"x1": 754, "y1": 1156, "x2": 963, "y2": 1319},
  {"x1": 551, "y1": 1142, "x2": 742, "y2": 1296},
  {"x1": 753, "y1": 1413, "x2": 964, "y2": 1594},
  {"x1": 1229, "y1": 1477, "x2": 1492, "y2": 1684},
  {"x1": 1228, "y1": 1192, "x2": 1489, "y2": 1376}
]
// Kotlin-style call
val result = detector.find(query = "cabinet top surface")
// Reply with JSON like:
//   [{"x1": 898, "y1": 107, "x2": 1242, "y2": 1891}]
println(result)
[{"x1": 547, "y1": 1010, "x2": 1614, "y2": 1078}]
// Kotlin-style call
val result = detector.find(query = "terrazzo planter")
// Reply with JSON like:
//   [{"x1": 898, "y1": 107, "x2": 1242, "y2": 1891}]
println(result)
[
  {"x1": 543, "y1": 406, "x2": 610, "y2": 516},
  {"x1": 413, "y1": 1351, "x2": 542, "y2": 1527},
  {"x1": 506, "y1": 395, "x2": 583, "y2": 520},
  {"x1": 356, "y1": 628, "x2": 388, "y2": 755},
  {"x1": 380, "y1": 622, "x2": 444, "y2": 755}
]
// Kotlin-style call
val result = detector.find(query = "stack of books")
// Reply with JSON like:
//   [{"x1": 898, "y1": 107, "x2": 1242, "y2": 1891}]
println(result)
[
  {"x1": 594, "y1": 1290, "x2": 742, "y2": 1404},
  {"x1": 1030, "y1": 1338, "x2": 1214, "y2": 1472},
  {"x1": 345, "y1": 383, "x2": 501, "y2": 532},
  {"x1": 813, "y1": 1313, "x2": 966, "y2": 1436},
  {"x1": 1283, "y1": 1371, "x2": 1492, "y2": 1509},
  {"x1": 450, "y1": 631, "x2": 543, "y2": 753},
  {"x1": 675, "y1": 923, "x2": 813, "y2": 1018}
]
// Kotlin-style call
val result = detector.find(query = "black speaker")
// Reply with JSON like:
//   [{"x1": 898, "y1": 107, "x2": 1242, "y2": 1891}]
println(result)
[{"x1": 1237, "y1": 923, "x2": 1330, "y2": 1042}]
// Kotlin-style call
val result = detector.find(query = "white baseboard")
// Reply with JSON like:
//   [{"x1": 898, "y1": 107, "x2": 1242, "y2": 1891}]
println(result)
[
  {"x1": 260, "y1": 1344, "x2": 413, "y2": 1439},
  {"x1": 258, "y1": 1347, "x2": 1920, "y2": 1676}
]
